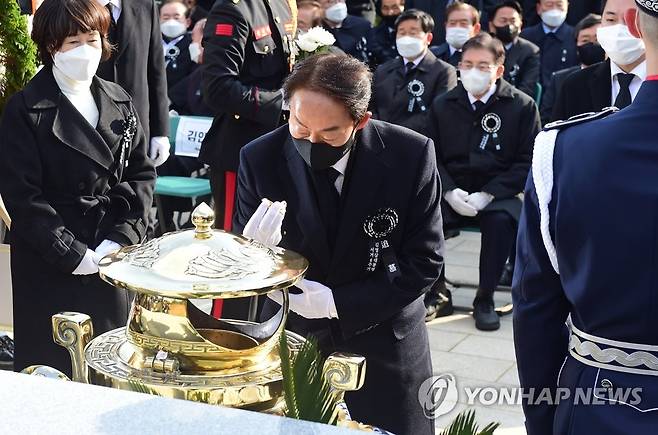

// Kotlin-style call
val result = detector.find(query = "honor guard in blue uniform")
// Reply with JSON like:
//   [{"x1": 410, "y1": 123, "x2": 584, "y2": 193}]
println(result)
[{"x1": 513, "y1": 2, "x2": 658, "y2": 434}]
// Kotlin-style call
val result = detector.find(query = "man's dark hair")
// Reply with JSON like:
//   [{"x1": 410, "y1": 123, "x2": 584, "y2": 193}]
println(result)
[
  {"x1": 574, "y1": 13, "x2": 602, "y2": 40},
  {"x1": 445, "y1": 1, "x2": 480, "y2": 25},
  {"x1": 395, "y1": 9, "x2": 435, "y2": 33},
  {"x1": 32, "y1": 0, "x2": 113, "y2": 66},
  {"x1": 490, "y1": 1, "x2": 523, "y2": 20},
  {"x1": 461, "y1": 32, "x2": 506, "y2": 65},
  {"x1": 283, "y1": 54, "x2": 372, "y2": 121}
]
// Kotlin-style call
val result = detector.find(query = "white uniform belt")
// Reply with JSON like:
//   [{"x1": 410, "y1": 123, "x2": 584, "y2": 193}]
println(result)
[{"x1": 567, "y1": 318, "x2": 658, "y2": 376}]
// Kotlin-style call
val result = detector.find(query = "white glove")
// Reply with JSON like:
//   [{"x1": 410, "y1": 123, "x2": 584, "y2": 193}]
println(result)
[
  {"x1": 465, "y1": 191, "x2": 494, "y2": 211},
  {"x1": 243, "y1": 198, "x2": 286, "y2": 247},
  {"x1": 72, "y1": 249, "x2": 101, "y2": 275},
  {"x1": 94, "y1": 239, "x2": 122, "y2": 259},
  {"x1": 149, "y1": 136, "x2": 171, "y2": 167},
  {"x1": 444, "y1": 188, "x2": 478, "y2": 217},
  {"x1": 268, "y1": 279, "x2": 338, "y2": 319}
]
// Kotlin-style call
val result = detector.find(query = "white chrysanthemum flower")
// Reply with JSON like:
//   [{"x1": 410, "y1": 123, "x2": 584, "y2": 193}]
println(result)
[
  {"x1": 296, "y1": 35, "x2": 320, "y2": 52},
  {"x1": 305, "y1": 26, "x2": 336, "y2": 46}
]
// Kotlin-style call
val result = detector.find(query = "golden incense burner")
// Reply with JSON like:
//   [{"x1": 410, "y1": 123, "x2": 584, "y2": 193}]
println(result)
[{"x1": 29, "y1": 203, "x2": 365, "y2": 414}]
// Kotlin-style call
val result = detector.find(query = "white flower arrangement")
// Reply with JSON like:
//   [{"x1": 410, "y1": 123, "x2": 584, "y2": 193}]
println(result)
[{"x1": 294, "y1": 26, "x2": 336, "y2": 61}]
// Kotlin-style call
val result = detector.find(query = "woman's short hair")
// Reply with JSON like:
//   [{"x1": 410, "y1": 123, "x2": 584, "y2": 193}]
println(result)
[
  {"x1": 283, "y1": 53, "x2": 372, "y2": 121},
  {"x1": 31, "y1": 0, "x2": 113, "y2": 66}
]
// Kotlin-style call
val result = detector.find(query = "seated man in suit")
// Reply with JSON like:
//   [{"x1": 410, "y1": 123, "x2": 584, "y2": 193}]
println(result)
[
  {"x1": 489, "y1": 1, "x2": 540, "y2": 98},
  {"x1": 371, "y1": 9, "x2": 457, "y2": 133},
  {"x1": 540, "y1": 13, "x2": 604, "y2": 124},
  {"x1": 430, "y1": 1, "x2": 481, "y2": 67},
  {"x1": 552, "y1": 0, "x2": 645, "y2": 121},
  {"x1": 366, "y1": 0, "x2": 405, "y2": 69},
  {"x1": 427, "y1": 33, "x2": 541, "y2": 331},
  {"x1": 520, "y1": 0, "x2": 579, "y2": 87},
  {"x1": 160, "y1": 0, "x2": 197, "y2": 91},
  {"x1": 234, "y1": 53, "x2": 442, "y2": 435},
  {"x1": 320, "y1": 0, "x2": 371, "y2": 61}
]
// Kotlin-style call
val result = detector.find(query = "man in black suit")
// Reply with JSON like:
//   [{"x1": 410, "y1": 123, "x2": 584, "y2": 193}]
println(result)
[
  {"x1": 489, "y1": 1, "x2": 540, "y2": 97},
  {"x1": 540, "y1": 12, "x2": 604, "y2": 123},
  {"x1": 522, "y1": 0, "x2": 602, "y2": 26},
  {"x1": 160, "y1": 0, "x2": 197, "y2": 91},
  {"x1": 234, "y1": 54, "x2": 442, "y2": 435},
  {"x1": 96, "y1": 0, "x2": 171, "y2": 167},
  {"x1": 199, "y1": 0, "x2": 294, "y2": 239},
  {"x1": 371, "y1": 9, "x2": 458, "y2": 132},
  {"x1": 520, "y1": 0, "x2": 579, "y2": 86},
  {"x1": 405, "y1": 0, "x2": 484, "y2": 46},
  {"x1": 552, "y1": 0, "x2": 645, "y2": 121},
  {"x1": 430, "y1": 1, "x2": 481, "y2": 66},
  {"x1": 366, "y1": 0, "x2": 405, "y2": 69},
  {"x1": 321, "y1": 0, "x2": 372, "y2": 61}
]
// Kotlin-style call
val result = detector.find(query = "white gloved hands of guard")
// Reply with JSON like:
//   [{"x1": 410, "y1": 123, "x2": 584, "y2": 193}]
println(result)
[
  {"x1": 267, "y1": 278, "x2": 338, "y2": 319},
  {"x1": 72, "y1": 249, "x2": 101, "y2": 275},
  {"x1": 94, "y1": 239, "x2": 122, "y2": 259},
  {"x1": 149, "y1": 136, "x2": 171, "y2": 167},
  {"x1": 243, "y1": 198, "x2": 287, "y2": 247},
  {"x1": 465, "y1": 191, "x2": 494, "y2": 211},
  {"x1": 444, "y1": 188, "x2": 477, "y2": 217}
]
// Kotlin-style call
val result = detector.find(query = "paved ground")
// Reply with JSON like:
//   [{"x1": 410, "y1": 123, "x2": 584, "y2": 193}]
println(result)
[{"x1": 431, "y1": 231, "x2": 525, "y2": 434}]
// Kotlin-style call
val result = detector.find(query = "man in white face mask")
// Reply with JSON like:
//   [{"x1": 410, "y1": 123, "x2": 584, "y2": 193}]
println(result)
[
  {"x1": 427, "y1": 32, "x2": 541, "y2": 331},
  {"x1": 553, "y1": 0, "x2": 646, "y2": 121},
  {"x1": 160, "y1": 1, "x2": 196, "y2": 91},
  {"x1": 430, "y1": 1, "x2": 481, "y2": 67},
  {"x1": 521, "y1": 0, "x2": 579, "y2": 86},
  {"x1": 320, "y1": 0, "x2": 371, "y2": 60}
]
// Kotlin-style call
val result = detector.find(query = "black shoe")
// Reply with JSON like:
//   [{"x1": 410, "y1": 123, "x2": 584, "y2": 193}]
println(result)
[
  {"x1": 499, "y1": 263, "x2": 514, "y2": 287},
  {"x1": 473, "y1": 299, "x2": 500, "y2": 331},
  {"x1": 0, "y1": 335, "x2": 14, "y2": 369}
]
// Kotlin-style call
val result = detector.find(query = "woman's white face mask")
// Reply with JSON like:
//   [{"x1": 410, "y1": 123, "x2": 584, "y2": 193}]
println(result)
[{"x1": 53, "y1": 43, "x2": 102, "y2": 82}]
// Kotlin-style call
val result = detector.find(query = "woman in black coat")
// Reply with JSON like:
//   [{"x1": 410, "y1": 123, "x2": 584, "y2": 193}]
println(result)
[{"x1": 0, "y1": 0, "x2": 155, "y2": 376}]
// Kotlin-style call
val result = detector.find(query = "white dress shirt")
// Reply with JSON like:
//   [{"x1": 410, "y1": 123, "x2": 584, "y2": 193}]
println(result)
[
  {"x1": 331, "y1": 149, "x2": 351, "y2": 194},
  {"x1": 403, "y1": 51, "x2": 428, "y2": 69},
  {"x1": 96, "y1": 0, "x2": 122, "y2": 22},
  {"x1": 467, "y1": 82, "x2": 497, "y2": 110},
  {"x1": 610, "y1": 60, "x2": 646, "y2": 106}
]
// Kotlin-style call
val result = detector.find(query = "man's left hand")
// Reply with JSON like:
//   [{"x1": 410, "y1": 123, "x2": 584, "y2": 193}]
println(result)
[
  {"x1": 149, "y1": 136, "x2": 171, "y2": 167},
  {"x1": 465, "y1": 191, "x2": 494, "y2": 211},
  {"x1": 268, "y1": 279, "x2": 338, "y2": 319}
]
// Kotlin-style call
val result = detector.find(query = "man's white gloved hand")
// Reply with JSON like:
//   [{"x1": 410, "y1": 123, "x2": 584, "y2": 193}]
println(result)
[
  {"x1": 72, "y1": 249, "x2": 101, "y2": 275},
  {"x1": 465, "y1": 191, "x2": 494, "y2": 211},
  {"x1": 149, "y1": 136, "x2": 171, "y2": 167},
  {"x1": 243, "y1": 198, "x2": 286, "y2": 247},
  {"x1": 268, "y1": 279, "x2": 338, "y2": 319},
  {"x1": 95, "y1": 239, "x2": 122, "y2": 259},
  {"x1": 444, "y1": 188, "x2": 478, "y2": 217}
]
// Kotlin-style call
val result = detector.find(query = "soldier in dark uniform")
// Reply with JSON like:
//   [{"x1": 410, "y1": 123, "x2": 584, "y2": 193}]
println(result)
[
  {"x1": 371, "y1": 9, "x2": 457, "y2": 132},
  {"x1": 365, "y1": 0, "x2": 405, "y2": 69},
  {"x1": 489, "y1": 1, "x2": 541, "y2": 98},
  {"x1": 320, "y1": 0, "x2": 371, "y2": 61},
  {"x1": 514, "y1": 3, "x2": 658, "y2": 434},
  {"x1": 160, "y1": 0, "x2": 197, "y2": 91},
  {"x1": 427, "y1": 33, "x2": 541, "y2": 331},
  {"x1": 520, "y1": 0, "x2": 579, "y2": 87},
  {"x1": 430, "y1": 1, "x2": 481, "y2": 67},
  {"x1": 200, "y1": 0, "x2": 295, "y2": 232}
]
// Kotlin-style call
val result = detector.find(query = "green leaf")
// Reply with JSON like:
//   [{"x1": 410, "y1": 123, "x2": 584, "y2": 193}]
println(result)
[{"x1": 440, "y1": 410, "x2": 501, "y2": 435}]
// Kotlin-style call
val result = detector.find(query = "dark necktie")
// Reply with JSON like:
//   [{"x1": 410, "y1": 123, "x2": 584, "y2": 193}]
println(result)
[
  {"x1": 106, "y1": 4, "x2": 118, "y2": 44},
  {"x1": 473, "y1": 100, "x2": 485, "y2": 112},
  {"x1": 405, "y1": 61, "x2": 415, "y2": 76},
  {"x1": 313, "y1": 167, "x2": 342, "y2": 251},
  {"x1": 614, "y1": 73, "x2": 634, "y2": 109}
]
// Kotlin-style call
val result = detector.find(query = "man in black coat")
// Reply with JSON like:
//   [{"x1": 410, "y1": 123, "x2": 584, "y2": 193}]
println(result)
[
  {"x1": 365, "y1": 0, "x2": 405, "y2": 69},
  {"x1": 160, "y1": 1, "x2": 198, "y2": 91},
  {"x1": 321, "y1": 0, "x2": 371, "y2": 61},
  {"x1": 199, "y1": 0, "x2": 295, "y2": 236},
  {"x1": 371, "y1": 9, "x2": 458, "y2": 132},
  {"x1": 430, "y1": 1, "x2": 481, "y2": 67},
  {"x1": 489, "y1": 1, "x2": 540, "y2": 98},
  {"x1": 521, "y1": 0, "x2": 602, "y2": 26},
  {"x1": 427, "y1": 33, "x2": 540, "y2": 330},
  {"x1": 520, "y1": 0, "x2": 579, "y2": 86},
  {"x1": 405, "y1": 0, "x2": 484, "y2": 46},
  {"x1": 552, "y1": 0, "x2": 646, "y2": 122},
  {"x1": 96, "y1": 0, "x2": 171, "y2": 167},
  {"x1": 234, "y1": 54, "x2": 442, "y2": 435}
]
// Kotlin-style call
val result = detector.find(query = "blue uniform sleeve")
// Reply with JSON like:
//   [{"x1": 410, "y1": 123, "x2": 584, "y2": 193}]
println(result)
[{"x1": 512, "y1": 171, "x2": 570, "y2": 435}]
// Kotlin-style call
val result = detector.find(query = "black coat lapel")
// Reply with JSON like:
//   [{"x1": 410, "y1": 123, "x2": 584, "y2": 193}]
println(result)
[
  {"x1": 329, "y1": 122, "x2": 388, "y2": 274},
  {"x1": 280, "y1": 136, "x2": 332, "y2": 273},
  {"x1": 92, "y1": 80, "x2": 125, "y2": 155},
  {"x1": 590, "y1": 60, "x2": 612, "y2": 111},
  {"x1": 114, "y1": 3, "x2": 139, "y2": 59}
]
